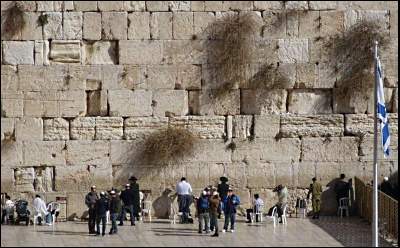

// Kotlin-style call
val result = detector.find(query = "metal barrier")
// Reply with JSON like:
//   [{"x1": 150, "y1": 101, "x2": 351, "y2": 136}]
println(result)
[{"x1": 354, "y1": 177, "x2": 398, "y2": 239}]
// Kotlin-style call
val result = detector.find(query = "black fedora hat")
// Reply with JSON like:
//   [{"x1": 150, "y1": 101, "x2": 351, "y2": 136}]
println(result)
[
  {"x1": 220, "y1": 176, "x2": 228, "y2": 182},
  {"x1": 129, "y1": 176, "x2": 137, "y2": 181}
]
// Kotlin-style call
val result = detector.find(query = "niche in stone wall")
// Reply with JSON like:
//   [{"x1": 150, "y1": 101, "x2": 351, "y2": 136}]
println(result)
[
  {"x1": 86, "y1": 78, "x2": 108, "y2": 116},
  {"x1": 14, "y1": 166, "x2": 55, "y2": 193}
]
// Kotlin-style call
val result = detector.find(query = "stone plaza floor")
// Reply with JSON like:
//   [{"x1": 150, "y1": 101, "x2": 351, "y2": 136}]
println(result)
[{"x1": 0, "y1": 216, "x2": 395, "y2": 247}]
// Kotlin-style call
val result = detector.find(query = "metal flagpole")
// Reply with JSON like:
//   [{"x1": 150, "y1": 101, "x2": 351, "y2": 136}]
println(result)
[{"x1": 372, "y1": 40, "x2": 379, "y2": 247}]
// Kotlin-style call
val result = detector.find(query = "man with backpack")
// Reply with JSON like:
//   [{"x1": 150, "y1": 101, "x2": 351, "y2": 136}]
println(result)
[
  {"x1": 222, "y1": 188, "x2": 240, "y2": 233},
  {"x1": 197, "y1": 190, "x2": 210, "y2": 234}
]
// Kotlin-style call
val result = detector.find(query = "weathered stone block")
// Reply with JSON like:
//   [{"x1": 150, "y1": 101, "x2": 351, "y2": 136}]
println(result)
[
  {"x1": 1, "y1": 141, "x2": 23, "y2": 166},
  {"x1": 23, "y1": 91, "x2": 60, "y2": 117},
  {"x1": 285, "y1": 1, "x2": 309, "y2": 10},
  {"x1": 124, "y1": 1, "x2": 146, "y2": 11},
  {"x1": 150, "y1": 12, "x2": 173, "y2": 39},
  {"x1": 254, "y1": 114, "x2": 280, "y2": 138},
  {"x1": 359, "y1": 135, "x2": 398, "y2": 162},
  {"x1": 288, "y1": 90, "x2": 332, "y2": 114},
  {"x1": 37, "y1": 1, "x2": 54, "y2": 11},
  {"x1": 110, "y1": 140, "x2": 144, "y2": 165},
  {"x1": 43, "y1": 65, "x2": 68, "y2": 90},
  {"x1": 98, "y1": 1, "x2": 124, "y2": 11},
  {"x1": 309, "y1": 1, "x2": 338, "y2": 10},
  {"x1": 50, "y1": 40, "x2": 81, "y2": 63},
  {"x1": 345, "y1": 114, "x2": 398, "y2": 136},
  {"x1": 145, "y1": 66, "x2": 177, "y2": 89},
  {"x1": 320, "y1": 11, "x2": 345, "y2": 36},
  {"x1": 84, "y1": 41, "x2": 117, "y2": 65},
  {"x1": 182, "y1": 140, "x2": 231, "y2": 163},
  {"x1": 222, "y1": 1, "x2": 253, "y2": 11},
  {"x1": 146, "y1": 1, "x2": 169, "y2": 11},
  {"x1": 204, "y1": 1, "x2": 223, "y2": 11},
  {"x1": 344, "y1": 10, "x2": 389, "y2": 30},
  {"x1": 193, "y1": 12, "x2": 215, "y2": 35},
  {"x1": 169, "y1": 1, "x2": 191, "y2": 11},
  {"x1": 1, "y1": 118, "x2": 14, "y2": 141},
  {"x1": 185, "y1": 163, "x2": 210, "y2": 189},
  {"x1": 70, "y1": 117, "x2": 96, "y2": 140},
  {"x1": 119, "y1": 65, "x2": 145, "y2": 90},
  {"x1": 83, "y1": 12, "x2": 102, "y2": 40},
  {"x1": 108, "y1": 90, "x2": 153, "y2": 117},
  {"x1": 1, "y1": 65, "x2": 18, "y2": 91},
  {"x1": 173, "y1": 12, "x2": 194, "y2": 39},
  {"x1": 43, "y1": 12, "x2": 63, "y2": 39},
  {"x1": 63, "y1": 12, "x2": 83, "y2": 40},
  {"x1": 241, "y1": 89, "x2": 287, "y2": 115},
  {"x1": 124, "y1": 117, "x2": 168, "y2": 140},
  {"x1": 59, "y1": 90, "x2": 86, "y2": 117},
  {"x1": 14, "y1": 167, "x2": 35, "y2": 192},
  {"x1": 34, "y1": 40, "x2": 50, "y2": 66},
  {"x1": 119, "y1": 40, "x2": 163, "y2": 64},
  {"x1": 315, "y1": 162, "x2": 341, "y2": 186},
  {"x1": 2, "y1": 41, "x2": 34, "y2": 65},
  {"x1": 95, "y1": 117, "x2": 123, "y2": 140},
  {"x1": 232, "y1": 115, "x2": 253, "y2": 140},
  {"x1": 74, "y1": 1, "x2": 97, "y2": 11},
  {"x1": 262, "y1": 11, "x2": 286, "y2": 39},
  {"x1": 286, "y1": 10, "x2": 299, "y2": 37},
  {"x1": 169, "y1": 116, "x2": 225, "y2": 139},
  {"x1": 298, "y1": 11, "x2": 320, "y2": 38},
  {"x1": 275, "y1": 162, "x2": 297, "y2": 187},
  {"x1": 128, "y1": 12, "x2": 150, "y2": 39},
  {"x1": 44, "y1": 118, "x2": 69, "y2": 141},
  {"x1": 280, "y1": 114, "x2": 345, "y2": 138},
  {"x1": 21, "y1": 13, "x2": 43, "y2": 40},
  {"x1": 0, "y1": 1, "x2": 36, "y2": 11},
  {"x1": 246, "y1": 161, "x2": 275, "y2": 188},
  {"x1": 278, "y1": 39, "x2": 309, "y2": 63},
  {"x1": 254, "y1": 1, "x2": 283, "y2": 10},
  {"x1": 24, "y1": 141, "x2": 66, "y2": 166},
  {"x1": 87, "y1": 90, "x2": 108, "y2": 116},
  {"x1": 162, "y1": 40, "x2": 206, "y2": 64},
  {"x1": 195, "y1": 89, "x2": 240, "y2": 116},
  {"x1": 191, "y1": 1, "x2": 204, "y2": 11},
  {"x1": 390, "y1": 9, "x2": 398, "y2": 37},
  {"x1": 297, "y1": 163, "x2": 316, "y2": 187},
  {"x1": 1, "y1": 91, "x2": 23, "y2": 117},
  {"x1": 15, "y1": 118, "x2": 43, "y2": 141},
  {"x1": 302, "y1": 137, "x2": 359, "y2": 162},
  {"x1": 102, "y1": 12, "x2": 127, "y2": 40},
  {"x1": 0, "y1": 168, "x2": 14, "y2": 193},
  {"x1": 177, "y1": 65, "x2": 201, "y2": 90},
  {"x1": 152, "y1": 90, "x2": 188, "y2": 117},
  {"x1": 66, "y1": 140, "x2": 110, "y2": 165}
]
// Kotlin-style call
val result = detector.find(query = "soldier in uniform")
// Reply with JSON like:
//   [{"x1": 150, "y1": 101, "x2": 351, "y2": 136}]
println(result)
[{"x1": 307, "y1": 177, "x2": 322, "y2": 219}]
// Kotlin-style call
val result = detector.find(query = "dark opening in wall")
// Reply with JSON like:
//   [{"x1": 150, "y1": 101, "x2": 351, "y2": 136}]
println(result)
[{"x1": 86, "y1": 90, "x2": 108, "y2": 116}]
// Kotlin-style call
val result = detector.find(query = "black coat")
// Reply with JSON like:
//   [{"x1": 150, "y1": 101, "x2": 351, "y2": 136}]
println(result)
[
  {"x1": 95, "y1": 197, "x2": 109, "y2": 216},
  {"x1": 217, "y1": 182, "x2": 229, "y2": 199},
  {"x1": 131, "y1": 182, "x2": 141, "y2": 213},
  {"x1": 109, "y1": 196, "x2": 122, "y2": 214}
]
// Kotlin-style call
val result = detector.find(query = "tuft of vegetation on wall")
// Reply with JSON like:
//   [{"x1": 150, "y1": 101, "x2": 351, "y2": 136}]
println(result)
[
  {"x1": 143, "y1": 127, "x2": 198, "y2": 165},
  {"x1": 1, "y1": 2, "x2": 26, "y2": 39}
]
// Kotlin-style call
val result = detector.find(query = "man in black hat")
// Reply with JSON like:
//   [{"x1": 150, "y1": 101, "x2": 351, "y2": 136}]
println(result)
[
  {"x1": 129, "y1": 176, "x2": 141, "y2": 221},
  {"x1": 217, "y1": 176, "x2": 229, "y2": 219},
  {"x1": 119, "y1": 184, "x2": 136, "y2": 226}
]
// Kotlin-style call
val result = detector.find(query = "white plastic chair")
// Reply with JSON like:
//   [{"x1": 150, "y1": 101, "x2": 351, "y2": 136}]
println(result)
[
  {"x1": 33, "y1": 211, "x2": 42, "y2": 229},
  {"x1": 250, "y1": 204, "x2": 264, "y2": 223},
  {"x1": 170, "y1": 200, "x2": 183, "y2": 224},
  {"x1": 141, "y1": 200, "x2": 152, "y2": 223},
  {"x1": 266, "y1": 206, "x2": 278, "y2": 226},
  {"x1": 47, "y1": 202, "x2": 60, "y2": 231},
  {"x1": 281, "y1": 205, "x2": 287, "y2": 224},
  {"x1": 337, "y1": 197, "x2": 349, "y2": 217}
]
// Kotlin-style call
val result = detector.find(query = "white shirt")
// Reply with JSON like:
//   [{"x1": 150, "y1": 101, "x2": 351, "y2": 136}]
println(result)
[
  {"x1": 253, "y1": 198, "x2": 264, "y2": 212},
  {"x1": 176, "y1": 181, "x2": 192, "y2": 195},
  {"x1": 33, "y1": 197, "x2": 48, "y2": 216},
  {"x1": 5, "y1": 200, "x2": 14, "y2": 209}
]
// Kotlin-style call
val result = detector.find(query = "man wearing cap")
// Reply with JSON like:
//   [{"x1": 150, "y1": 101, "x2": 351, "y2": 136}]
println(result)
[
  {"x1": 176, "y1": 177, "x2": 193, "y2": 223},
  {"x1": 129, "y1": 176, "x2": 141, "y2": 221},
  {"x1": 109, "y1": 190, "x2": 121, "y2": 235},
  {"x1": 222, "y1": 188, "x2": 240, "y2": 233},
  {"x1": 307, "y1": 178, "x2": 322, "y2": 219},
  {"x1": 119, "y1": 183, "x2": 136, "y2": 226},
  {"x1": 95, "y1": 192, "x2": 109, "y2": 236},
  {"x1": 85, "y1": 185, "x2": 99, "y2": 234}
]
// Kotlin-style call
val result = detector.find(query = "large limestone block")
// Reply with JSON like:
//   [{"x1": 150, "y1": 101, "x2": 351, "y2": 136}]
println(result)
[
  {"x1": 67, "y1": 65, "x2": 101, "y2": 90},
  {"x1": 83, "y1": 12, "x2": 102, "y2": 40},
  {"x1": 153, "y1": 90, "x2": 188, "y2": 117},
  {"x1": 309, "y1": 1, "x2": 338, "y2": 10},
  {"x1": 222, "y1": 1, "x2": 253, "y2": 11},
  {"x1": 44, "y1": 118, "x2": 70, "y2": 141},
  {"x1": 1, "y1": 118, "x2": 14, "y2": 141},
  {"x1": 169, "y1": 116, "x2": 225, "y2": 139},
  {"x1": 83, "y1": 41, "x2": 117, "y2": 65},
  {"x1": 146, "y1": 1, "x2": 169, "y2": 11},
  {"x1": 23, "y1": 141, "x2": 66, "y2": 166},
  {"x1": 66, "y1": 140, "x2": 110, "y2": 165},
  {"x1": 288, "y1": 90, "x2": 332, "y2": 114},
  {"x1": 193, "y1": 90, "x2": 240, "y2": 116},
  {"x1": 254, "y1": 115, "x2": 280, "y2": 138},
  {"x1": 338, "y1": 1, "x2": 397, "y2": 10},
  {"x1": 182, "y1": 140, "x2": 231, "y2": 163},
  {"x1": 262, "y1": 11, "x2": 286, "y2": 39},
  {"x1": 59, "y1": 90, "x2": 86, "y2": 117},
  {"x1": 177, "y1": 65, "x2": 201, "y2": 90},
  {"x1": 119, "y1": 65, "x2": 145, "y2": 90},
  {"x1": 253, "y1": 1, "x2": 283, "y2": 10},
  {"x1": 0, "y1": 168, "x2": 14, "y2": 193},
  {"x1": 1, "y1": 1, "x2": 36, "y2": 11},
  {"x1": 101, "y1": 65, "x2": 132, "y2": 89},
  {"x1": 315, "y1": 162, "x2": 341, "y2": 186},
  {"x1": 110, "y1": 140, "x2": 144, "y2": 165},
  {"x1": 43, "y1": 12, "x2": 63, "y2": 39},
  {"x1": 275, "y1": 162, "x2": 298, "y2": 187},
  {"x1": 1, "y1": 65, "x2": 18, "y2": 91},
  {"x1": 101, "y1": 12, "x2": 127, "y2": 40},
  {"x1": 15, "y1": 118, "x2": 43, "y2": 141},
  {"x1": 278, "y1": 39, "x2": 309, "y2": 63},
  {"x1": 63, "y1": 12, "x2": 83, "y2": 39},
  {"x1": 65, "y1": 192, "x2": 86, "y2": 220},
  {"x1": 185, "y1": 163, "x2": 210, "y2": 189},
  {"x1": 285, "y1": 1, "x2": 309, "y2": 10},
  {"x1": 246, "y1": 161, "x2": 275, "y2": 189},
  {"x1": 55, "y1": 1, "x2": 74, "y2": 11},
  {"x1": 390, "y1": 10, "x2": 398, "y2": 38},
  {"x1": 320, "y1": 11, "x2": 345, "y2": 37},
  {"x1": 232, "y1": 115, "x2": 253, "y2": 140},
  {"x1": 95, "y1": 117, "x2": 123, "y2": 140},
  {"x1": 145, "y1": 66, "x2": 177, "y2": 89},
  {"x1": 169, "y1": 1, "x2": 191, "y2": 11},
  {"x1": 344, "y1": 10, "x2": 389, "y2": 30},
  {"x1": 128, "y1": 12, "x2": 150, "y2": 39},
  {"x1": 2, "y1": 41, "x2": 34, "y2": 65},
  {"x1": 119, "y1": 40, "x2": 163, "y2": 64},
  {"x1": 193, "y1": 12, "x2": 215, "y2": 35},
  {"x1": 21, "y1": 12, "x2": 43, "y2": 40},
  {"x1": 241, "y1": 89, "x2": 287, "y2": 115},
  {"x1": 295, "y1": 63, "x2": 320, "y2": 88},
  {"x1": 173, "y1": 12, "x2": 194, "y2": 39},
  {"x1": 392, "y1": 88, "x2": 398, "y2": 113},
  {"x1": 14, "y1": 167, "x2": 35, "y2": 192},
  {"x1": 108, "y1": 90, "x2": 153, "y2": 117},
  {"x1": 1, "y1": 141, "x2": 23, "y2": 166},
  {"x1": 50, "y1": 40, "x2": 81, "y2": 63},
  {"x1": 37, "y1": 1, "x2": 54, "y2": 11},
  {"x1": 124, "y1": 1, "x2": 146, "y2": 11},
  {"x1": 191, "y1": 1, "x2": 204, "y2": 11},
  {"x1": 280, "y1": 114, "x2": 345, "y2": 138},
  {"x1": 45, "y1": 65, "x2": 69, "y2": 90},
  {"x1": 204, "y1": 1, "x2": 224, "y2": 11},
  {"x1": 34, "y1": 40, "x2": 50, "y2": 66},
  {"x1": 98, "y1": 1, "x2": 123, "y2": 11},
  {"x1": 302, "y1": 137, "x2": 359, "y2": 162},
  {"x1": 359, "y1": 135, "x2": 398, "y2": 162},
  {"x1": 23, "y1": 91, "x2": 60, "y2": 117},
  {"x1": 298, "y1": 10, "x2": 320, "y2": 38},
  {"x1": 150, "y1": 12, "x2": 173, "y2": 39},
  {"x1": 74, "y1": 1, "x2": 98, "y2": 11},
  {"x1": 297, "y1": 163, "x2": 316, "y2": 187},
  {"x1": 124, "y1": 117, "x2": 168, "y2": 140},
  {"x1": 19, "y1": 65, "x2": 68, "y2": 91},
  {"x1": 163, "y1": 39, "x2": 206, "y2": 64},
  {"x1": 1, "y1": 91, "x2": 23, "y2": 117},
  {"x1": 345, "y1": 114, "x2": 398, "y2": 136},
  {"x1": 70, "y1": 117, "x2": 96, "y2": 140}
]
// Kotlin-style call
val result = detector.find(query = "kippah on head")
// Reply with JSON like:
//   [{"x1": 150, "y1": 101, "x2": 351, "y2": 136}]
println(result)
[
  {"x1": 36, "y1": 194, "x2": 40, "y2": 198},
  {"x1": 312, "y1": 177, "x2": 317, "y2": 181},
  {"x1": 181, "y1": 177, "x2": 186, "y2": 181},
  {"x1": 340, "y1": 173, "x2": 345, "y2": 179}
]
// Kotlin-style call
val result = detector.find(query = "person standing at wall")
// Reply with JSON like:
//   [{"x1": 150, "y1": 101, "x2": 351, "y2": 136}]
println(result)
[
  {"x1": 209, "y1": 191, "x2": 221, "y2": 237},
  {"x1": 307, "y1": 177, "x2": 322, "y2": 219},
  {"x1": 85, "y1": 185, "x2": 99, "y2": 234},
  {"x1": 222, "y1": 188, "x2": 240, "y2": 233},
  {"x1": 108, "y1": 190, "x2": 121, "y2": 235},
  {"x1": 334, "y1": 174, "x2": 349, "y2": 205},
  {"x1": 129, "y1": 176, "x2": 141, "y2": 222},
  {"x1": 176, "y1": 177, "x2": 192, "y2": 223},
  {"x1": 217, "y1": 177, "x2": 229, "y2": 219},
  {"x1": 197, "y1": 190, "x2": 210, "y2": 234},
  {"x1": 95, "y1": 192, "x2": 109, "y2": 236},
  {"x1": 119, "y1": 184, "x2": 135, "y2": 226}
]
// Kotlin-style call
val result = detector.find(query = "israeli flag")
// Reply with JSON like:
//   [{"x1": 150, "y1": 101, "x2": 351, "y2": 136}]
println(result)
[{"x1": 376, "y1": 57, "x2": 390, "y2": 157}]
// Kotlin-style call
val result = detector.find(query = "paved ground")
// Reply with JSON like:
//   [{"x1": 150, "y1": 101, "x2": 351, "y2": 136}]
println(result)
[{"x1": 0, "y1": 216, "x2": 394, "y2": 247}]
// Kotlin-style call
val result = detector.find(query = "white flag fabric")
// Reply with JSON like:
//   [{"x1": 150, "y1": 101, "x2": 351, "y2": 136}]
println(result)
[{"x1": 376, "y1": 57, "x2": 390, "y2": 157}]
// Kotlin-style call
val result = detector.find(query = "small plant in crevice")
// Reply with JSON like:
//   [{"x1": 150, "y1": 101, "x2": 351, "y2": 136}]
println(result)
[
  {"x1": 1, "y1": 130, "x2": 16, "y2": 151},
  {"x1": 37, "y1": 14, "x2": 49, "y2": 27},
  {"x1": 325, "y1": 20, "x2": 389, "y2": 101},
  {"x1": 142, "y1": 127, "x2": 198, "y2": 165},
  {"x1": 226, "y1": 141, "x2": 237, "y2": 151},
  {"x1": 1, "y1": 2, "x2": 26, "y2": 39},
  {"x1": 322, "y1": 133, "x2": 332, "y2": 144}
]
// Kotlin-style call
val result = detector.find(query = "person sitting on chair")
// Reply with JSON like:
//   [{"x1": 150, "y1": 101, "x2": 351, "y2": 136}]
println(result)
[
  {"x1": 246, "y1": 194, "x2": 264, "y2": 223},
  {"x1": 1, "y1": 195, "x2": 14, "y2": 225}
]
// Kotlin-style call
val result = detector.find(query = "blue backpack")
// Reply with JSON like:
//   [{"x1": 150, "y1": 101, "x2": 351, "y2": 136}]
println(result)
[{"x1": 199, "y1": 197, "x2": 209, "y2": 210}]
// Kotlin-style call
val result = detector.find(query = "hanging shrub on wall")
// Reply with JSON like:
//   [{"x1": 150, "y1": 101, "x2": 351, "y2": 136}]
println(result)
[
  {"x1": 1, "y1": 2, "x2": 26, "y2": 39},
  {"x1": 142, "y1": 127, "x2": 198, "y2": 165}
]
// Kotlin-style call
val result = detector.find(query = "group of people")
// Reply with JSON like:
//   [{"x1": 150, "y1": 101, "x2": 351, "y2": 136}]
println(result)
[{"x1": 85, "y1": 176, "x2": 141, "y2": 236}]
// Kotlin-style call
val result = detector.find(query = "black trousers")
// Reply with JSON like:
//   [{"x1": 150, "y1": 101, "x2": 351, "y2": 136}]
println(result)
[
  {"x1": 246, "y1": 209, "x2": 259, "y2": 222},
  {"x1": 96, "y1": 215, "x2": 107, "y2": 235},
  {"x1": 88, "y1": 208, "x2": 96, "y2": 233}
]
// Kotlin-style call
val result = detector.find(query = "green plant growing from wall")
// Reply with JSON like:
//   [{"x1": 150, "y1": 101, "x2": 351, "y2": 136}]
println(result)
[
  {"x1": 37, "y1": 14, "x2": 49, "y2": 27},
  {"x1": 1, "y1": 2, "x2": 26, "y2": 39},
  {"x1": 142, "y1": 127, "x2": 198, "y2": 165},
  {"x1": 325, "y1": 20, "x2": 389, "y2": 102}
]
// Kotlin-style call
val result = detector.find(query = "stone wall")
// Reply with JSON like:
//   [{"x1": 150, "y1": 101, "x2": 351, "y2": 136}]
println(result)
[{"x1": 1, "y1": 1, "x2": 398, "y2": 217}]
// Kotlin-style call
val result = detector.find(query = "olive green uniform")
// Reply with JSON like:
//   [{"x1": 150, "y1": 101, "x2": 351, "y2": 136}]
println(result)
[{"x1": 310, "y1": 181, "x2": 322, "y2": 214}]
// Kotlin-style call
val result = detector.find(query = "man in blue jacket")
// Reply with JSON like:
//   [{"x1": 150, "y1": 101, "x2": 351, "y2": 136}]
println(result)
[
  {"x1": 95, "y1": 192, "x2": 109, "y2": 236},
  {"x1": 222, "y1": 188, "x2": 240, "y2": 233}
]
